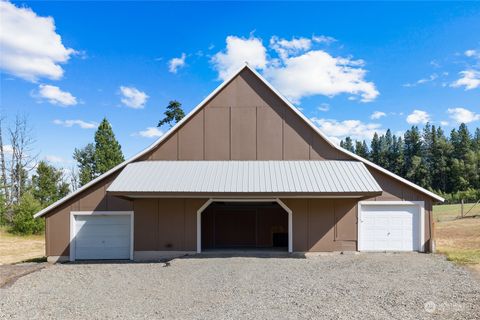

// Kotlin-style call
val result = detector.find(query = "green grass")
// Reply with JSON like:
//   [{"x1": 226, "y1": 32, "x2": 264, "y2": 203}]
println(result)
[
  {"x1": 442, "y1": 248, "x2": 480, "y2": 265},
  {"x1": 433, "y1": 202, "x2": 480, "y2": 222}
]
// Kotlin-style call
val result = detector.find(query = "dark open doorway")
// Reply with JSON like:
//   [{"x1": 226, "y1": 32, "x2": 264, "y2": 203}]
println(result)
[{"x1": 201, "y1": 202, "x2": 288, "y2": 251}]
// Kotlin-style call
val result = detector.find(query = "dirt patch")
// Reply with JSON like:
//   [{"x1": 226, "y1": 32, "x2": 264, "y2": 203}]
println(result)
[{"x1": 0, "y1": 263, "x2": 48, "y2": 288}]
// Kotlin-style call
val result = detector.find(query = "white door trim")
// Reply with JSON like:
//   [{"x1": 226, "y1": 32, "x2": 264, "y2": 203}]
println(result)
[
  {"x1": 196, "y1": 198, "x2": 293, "y2": 253},
  {"x1": 357, "y1": 201, "x2": 425, "y2": 252},
  {"x1": 69, "y1": 211, "x2": 134, "y2": 262}
]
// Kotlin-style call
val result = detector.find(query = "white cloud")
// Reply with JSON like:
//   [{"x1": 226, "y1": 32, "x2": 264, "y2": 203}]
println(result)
[
  {"x1": 270, "y1": 36, "x2": 312, "y2": 60},
  {"x1": 451, "y1": 70, "x2": 480, "y2": 90},
  {"x1": 211, "y1": 35, "x2": 378, "y2": 103},
  {"x1": 264, "y1": 50, "x2": 378, "y2": 103},
  {"x1": 36, "y1": 84, "x2": 77, "y2": 106},
  {"x1": 447, "y1": 107, "x2": 480, "y2": 124},
  {"x1": 312, "y1": 35, "x2": 337, "y2": 44},
  {"x1": 310, "y1": 117, "x2": 383, "y2": 143},
  {"x1": 440, "y1": 121, "x2": 449, "y2": 126},
  {"x1": 403, "y1": 73, "x2": 439, "y2": 87},
  {"x1": 53, "y1": 119, "x2": 97, "y2": 129},
  {"x1": 119, "y1": 86, "x2": 148, "y2": 109},
  {"x1": 211, "y1": 35, "x2": 267, "y2": 80},
  {"x1": 134, "y1": 127, "x2": 163, "y2": 138},
  {"x1": 406, "y1": 110, "x2": 430, "y2": 125},
  {"x1": 465, "y1": 49, "x2": 480, "y2": 58},
  {"x1": 44, "y1": 155, "x2": 71, "y2": 164},
  {"x1": 0, "y1": 1, "x2": 76, "y2": 81},
  {"x1": 318, "y1": 103, "x2": 330, "y2": 112},
  {"x1": 168, "y1": 53, "x2": 186, "y2": 73},
  {"x1": 370, "y1": 111, "x2": 386, "y2": 120}
]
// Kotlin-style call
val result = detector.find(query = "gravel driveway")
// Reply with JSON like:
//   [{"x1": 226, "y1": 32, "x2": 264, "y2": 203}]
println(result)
[{"x1": 0, "y1": 253, "x2": 479, "y2": 320}]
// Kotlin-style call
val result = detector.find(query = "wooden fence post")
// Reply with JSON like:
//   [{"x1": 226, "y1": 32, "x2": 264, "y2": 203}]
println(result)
[{"x1": 461, "y1": 199, "x2": 464, "y2": 218}]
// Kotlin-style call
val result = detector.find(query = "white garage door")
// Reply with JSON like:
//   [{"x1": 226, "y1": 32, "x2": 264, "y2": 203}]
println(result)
[
  {"x1": 358, "y1": 203, "x2": 423, "y2": 252},
  {"x1": 73, "y1": 214, "x2": 132, "y2": 260}
]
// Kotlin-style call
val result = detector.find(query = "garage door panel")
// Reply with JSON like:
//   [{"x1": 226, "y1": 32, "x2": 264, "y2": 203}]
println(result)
[
  {"x1": 73, "y1": 214, "x2": 131, "y2": 260},
  {"x1": 359, "y1": 204, "x2": 421, "y2": 252}
]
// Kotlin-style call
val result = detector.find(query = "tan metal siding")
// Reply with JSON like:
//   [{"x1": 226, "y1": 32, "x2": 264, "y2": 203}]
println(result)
[
  {"x1": 257, "y1": 105, "x2": 283, "y2": 160},
  {"x1": 178, "y1": 111, "x2": 204, "y2": 160},
  {"x1": 157, "y1": 199, "x2": 185, "y2": 251},
  {"x1": 134, "y1": 199, "x2": 158, "y2": 251},
  {"x1": 334, "y1": 199, "x2": 357, "y2": 241},
  {"x1": 231, "y1": 107, "x2": 256, "y2": 160},
  {"x1": 205, "y1": 107, "x2": 230, "y2": 160}
]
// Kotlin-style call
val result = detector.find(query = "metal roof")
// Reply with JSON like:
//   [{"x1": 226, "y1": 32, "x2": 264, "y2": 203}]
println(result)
[{"x1": 107, "y1": 161, "x2": 382, "y2": 195}]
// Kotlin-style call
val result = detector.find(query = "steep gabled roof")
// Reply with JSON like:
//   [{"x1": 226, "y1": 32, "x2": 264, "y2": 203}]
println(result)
[{"x1": 35, "y1": 64, "x2": 443, "y2": 218}]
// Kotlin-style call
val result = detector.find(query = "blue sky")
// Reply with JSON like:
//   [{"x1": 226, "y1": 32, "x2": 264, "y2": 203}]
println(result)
[{"x1": 1, "y1": 1, "x2": 479, "y2": 169}]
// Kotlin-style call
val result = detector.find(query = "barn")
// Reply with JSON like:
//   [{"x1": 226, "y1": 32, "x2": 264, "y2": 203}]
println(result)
[{"x1": 34, "y1": 64, "x2": 444, "y2": 262}]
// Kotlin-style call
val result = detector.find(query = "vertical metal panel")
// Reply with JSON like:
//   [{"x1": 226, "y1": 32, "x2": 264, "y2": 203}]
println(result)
[
  {"x1": 205, "y1": 107, "x2": 230, "y2": 160},
  {"x1": 178, "y1": 110, "x2": 204, "y2": 160},
  {"x1": 257, "y1": 105, "x2": 283, "y2": 160},
  {"x1": 230, "y1": 107, "x2": 257, "y2": 160},
  {"x1": 283, "y1": 109, "x2": 311, "y2": 160}
]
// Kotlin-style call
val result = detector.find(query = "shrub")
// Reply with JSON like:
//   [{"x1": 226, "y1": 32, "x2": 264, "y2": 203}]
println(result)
[{"x1": 11, "y1": 193, "x2": 44, "y2": 235}]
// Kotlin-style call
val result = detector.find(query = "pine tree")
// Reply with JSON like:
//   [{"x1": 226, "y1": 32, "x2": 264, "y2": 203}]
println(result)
[
  {"x1": 158, "y1": 100, "x2": 185, "y2": 127},
  {"x1": 383, "y1": 129, "x2": 393, "y2": 171},
  {"x1": 390, "y1": 136, "x2": 404, "y2": 175},
  {"x1": 473, "y1": 128, "x2": 480, "y2": 151},
  {"x1": 403, "y1": 126, "x2": 429, "y2": 186},
  {"x1": 73, "y1": 143, "x2": 96, "y2": 186},
  {"x1": 430, "y1": 127, "x2": 450, "y2": 192},
  {"x1": 94, "y1": 118, "x2": 124, "y2": 175},
  {"x1": 355, "y1": 140, "x2": 369, "y2": 158},
  {"x1": 370, "y1": 133, "x2": 381, "y2": 165},
  {"x1": 31, "y1": 161, "x2": 70, "y2": 207},
  {"x1": 451, "y1": 124, "x2": 471, "y2": 161},
  {"x1": 340, "y1": 137, "x2": 354, "y2": 152}
]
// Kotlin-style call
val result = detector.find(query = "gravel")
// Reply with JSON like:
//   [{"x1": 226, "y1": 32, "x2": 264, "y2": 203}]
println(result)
[{"x1": 0, "y1": 253, "x2": 479, "y2": 320}]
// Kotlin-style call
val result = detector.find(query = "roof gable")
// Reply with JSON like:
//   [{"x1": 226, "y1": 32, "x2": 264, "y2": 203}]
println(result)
[{"x1": 35, "y1": 64, "x2": 443, "y2": 217}]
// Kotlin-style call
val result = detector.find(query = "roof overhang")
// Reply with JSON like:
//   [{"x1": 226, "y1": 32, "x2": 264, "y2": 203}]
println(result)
[{"x1": 106, "y1": 160, "x2": 383, "y2": 197}]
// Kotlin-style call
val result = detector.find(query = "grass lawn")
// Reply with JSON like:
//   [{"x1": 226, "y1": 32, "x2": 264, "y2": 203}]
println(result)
[
  {"x1": 0, "y1": 226, "x2": 45, "y2": 265},
  {"x1": 433, "y1": 202, "x2": 480, "y2": 275}
]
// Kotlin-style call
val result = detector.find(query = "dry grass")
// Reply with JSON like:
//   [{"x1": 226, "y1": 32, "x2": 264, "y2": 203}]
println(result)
[
  {"x1": 434, "y1": 203, "x2": 480, "y2": 269},
  {"x1": 0, "y1": 227, "x2": 45, "y2": 265}
]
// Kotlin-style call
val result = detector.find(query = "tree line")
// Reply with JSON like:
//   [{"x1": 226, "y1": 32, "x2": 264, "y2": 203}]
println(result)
[{"x1": 340, "y1": 123, "x2": 480, "y2": 203}]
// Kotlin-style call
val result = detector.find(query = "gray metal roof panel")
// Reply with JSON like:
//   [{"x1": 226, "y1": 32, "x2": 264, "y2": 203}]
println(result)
[{"x1": 107, "y1": 160, "x2": 382, "y2": 194}]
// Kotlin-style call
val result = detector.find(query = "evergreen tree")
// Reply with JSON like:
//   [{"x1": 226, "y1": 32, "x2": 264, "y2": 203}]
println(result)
[
  {"x1": 403, "y1": 126, "x2": 429, "y2": 186},
  {"x1": 31, "y1": 161, "x2": 70, "y2": 207},
  {"x1": 451, "y1": 124, "x2": 471, "y2": 161},
  {"x1": 390, "y1": 136, "x2": 404, "y2": 175},
  {"x1": 382, "y1": 129, "x2": 393, "y2": 170},
  {"x1": 94, "y1": 118, "x2": 124, "y2": 175},
  {"x1": 340, "y1": 137, "x2": 354, "y2": 152},
  {"x1": 355, "y1": 140, "x2": 369, "y2": 158},
  {"x1": 11, "y1": 192, "x2": 43, "y2": 235},
  {"x1": 430, "y1": 127, "x2": 450, "y2": 192},
  {"x1": 473, "y1": 128, "x2": 480, "y2": 151},
  {"x1": 73, "y1": 143, "x2": 96, "y2": 186},
  {"x1": 158, "y1": 100, "x2": 185, "y2": 127},
  {"x1": 370, "y1": 132, "x2": 382, "y2": 165}
]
